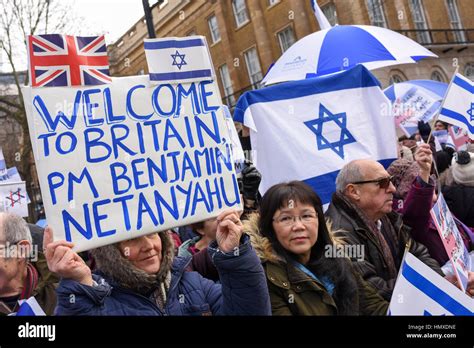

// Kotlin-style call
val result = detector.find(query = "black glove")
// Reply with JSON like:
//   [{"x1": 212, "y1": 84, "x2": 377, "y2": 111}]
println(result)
[
  {"x1": 418, "y1": 120, "x2": 431, "y2": 141},
  {"x1": 241, "y1": 165, "x2": 261, "y2": 201}
]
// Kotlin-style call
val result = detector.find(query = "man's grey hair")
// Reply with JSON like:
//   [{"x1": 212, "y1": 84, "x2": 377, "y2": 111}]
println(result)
[
  {"x1": 0, "y1": 213, "x2": 32, "y2": 244},
  {"x1": 336, "y1": 161, "x2": 364, "y2": 192}
]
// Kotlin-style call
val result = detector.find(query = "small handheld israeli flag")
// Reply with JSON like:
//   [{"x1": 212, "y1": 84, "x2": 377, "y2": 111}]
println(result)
[
  {"x1": 389, "y1": 252, "x2": 473, "y2": 316},
  {"x1": 14, "y1": 297, "x2": 46, "y2": 316},
  {"x1": 144, "y1": 36, "x2": 215, "y2": 84},
  {"x1": 439, "y1": 72, "x2": 474, "y2": 140}
]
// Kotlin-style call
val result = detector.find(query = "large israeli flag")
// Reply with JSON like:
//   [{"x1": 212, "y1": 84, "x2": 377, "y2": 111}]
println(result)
[
  {"x1": 439, "y1": 73, "x2": 474, "y2": 140},
  {"x1": 389, "y1": 252, "x2": 473, "y2": 316},
  {"x1": 144, "y1": 36, "x2": 215, "y2": 84},
  {"x1": 234, "y1": 65, "x2": 397, "y2": 204}
]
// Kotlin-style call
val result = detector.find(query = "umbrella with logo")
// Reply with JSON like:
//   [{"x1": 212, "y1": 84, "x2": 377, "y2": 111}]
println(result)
[{"x1": 261, "y1": 25, "x2": 437, "y2": 86}]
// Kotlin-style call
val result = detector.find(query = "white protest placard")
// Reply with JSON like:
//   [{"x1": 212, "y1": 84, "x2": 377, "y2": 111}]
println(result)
[
  {"x1": 389, "y1": 252, "x2": 473, "y2": 315},
  {"x1": 449, "y1": 125, "x2": 469, "y2": 151},
  {"x1": 430, "y1": 193, "x2": 471, "y2": 293},
  {"x1": 0, "y1": 181, "x2": 29, "y2": 217},
  {"x1": 222, "y1": 105, "x2": 245, "y2": 174},
  {"x1": 23, "y1": 76, "x2": 242, "y2": 252},
  {"x1": 393, "y1": 86, "x2": 441, "y2": 136}
]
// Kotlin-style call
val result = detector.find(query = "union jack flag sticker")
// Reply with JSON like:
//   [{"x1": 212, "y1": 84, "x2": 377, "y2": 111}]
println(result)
[{"x1": 27, "y1": 34, "x2": 112, "y2": 87}]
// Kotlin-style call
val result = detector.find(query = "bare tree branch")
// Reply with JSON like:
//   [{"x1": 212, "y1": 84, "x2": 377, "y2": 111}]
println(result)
[{"x1": 1, "y1": 0, "x2": 77, "y2": 221}]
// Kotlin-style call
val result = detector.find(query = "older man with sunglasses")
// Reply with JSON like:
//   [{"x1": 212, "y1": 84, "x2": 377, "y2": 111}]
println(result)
[{"x1": 326, "y1": 144, "x2": 443, "y2": 301}]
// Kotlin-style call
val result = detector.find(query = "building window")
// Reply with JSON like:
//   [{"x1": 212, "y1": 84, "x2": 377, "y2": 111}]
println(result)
[
  {"x1": 277, "y1": 26, "x2": 296, "y2": 53},
  {"x1": 389, "y1": 74, "x2": 405, "y2": 84},
  {"x1": 446, "y1": 0, "x2": 466, "y2": 42},
  {"x1": 268, "y1": 0, "x2": 279, "y2": 6},
  {"x1": 464, "y1": 63, "x2": 474, "y2": 81},
  {"x1": 208, "y1": 15, "x2": 221, "y2": 43},
  {"x1": 322, "y1": 3, "x2": 338, "y2": 26},
  {"x1": 232, "y1": 0, "x2": 249, "y2": 28},
  {"x1": 408, "y1": 0, "x2": 431, "y2": 44},
  {"x1": 244, "y1": 47, "x2": 263, "y2": 88},
  {"x1": 431, "y1": 71, "x2": 445, "y2": 82},
  {"x1": 219, "y1": 64, "x2": 235, "y2": 106},
  {"x1": 159, "y1": 0, "x2": 168, "y2": 9},
  {"x1": 366, "y1": 0, "x2": 387, "y2": 28}
]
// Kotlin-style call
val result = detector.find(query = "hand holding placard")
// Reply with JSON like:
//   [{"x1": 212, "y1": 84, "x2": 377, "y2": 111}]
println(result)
[
  {"x1": 215, "y1": 210, "x2": 243, "y2": 253},
  {"x1": 43, "y1": 227, "x2": 93, "y2": 286}
]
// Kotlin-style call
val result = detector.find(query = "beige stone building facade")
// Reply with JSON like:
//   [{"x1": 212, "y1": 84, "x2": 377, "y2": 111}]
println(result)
[{"x1": 108, "y1": 0, "x2": 474, "y2": 107}]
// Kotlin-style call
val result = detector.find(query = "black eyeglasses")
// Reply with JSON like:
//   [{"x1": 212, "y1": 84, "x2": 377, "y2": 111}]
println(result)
[{"x1": 351, "y1": 175, "x2": 394, "y2": 189}]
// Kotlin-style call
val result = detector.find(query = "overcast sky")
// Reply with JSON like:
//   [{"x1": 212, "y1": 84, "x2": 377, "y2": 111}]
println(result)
[
  {"x1": 71, "y1": 0, "x2": 148, "y2": 44},
  {"x1": 0, "y1": 0, "x2": 153, "y2": 72}
]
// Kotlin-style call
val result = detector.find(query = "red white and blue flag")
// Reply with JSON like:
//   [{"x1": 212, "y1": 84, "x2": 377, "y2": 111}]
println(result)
[{"x1": 27, "y1": 34, "x2": 111, "y2": 87}]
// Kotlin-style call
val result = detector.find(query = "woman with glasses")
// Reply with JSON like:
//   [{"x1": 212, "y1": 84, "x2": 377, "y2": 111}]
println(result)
[{"x1": 244, "y1": 181, "x2": 388, "y2": 315}]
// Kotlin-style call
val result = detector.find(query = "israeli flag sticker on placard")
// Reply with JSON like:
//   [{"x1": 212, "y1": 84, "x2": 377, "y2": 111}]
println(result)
[{"x1": 144, "y1": 36, "x2": 215, "y2": 84}]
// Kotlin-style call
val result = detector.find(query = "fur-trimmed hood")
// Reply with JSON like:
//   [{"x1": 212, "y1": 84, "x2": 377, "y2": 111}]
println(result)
[
  {"x1": 243, "y1": 212, "x2": 345, "y2": 264},
  {"x1": 243, "y1": 213, "x2": 281, "y2": 263},
  {"x1": 89, "y1": 231, "x2": 175, "y2": 294}
]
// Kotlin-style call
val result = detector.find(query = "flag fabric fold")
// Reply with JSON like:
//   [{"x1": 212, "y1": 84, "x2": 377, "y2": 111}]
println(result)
[{"x1": 15, "y1": 297, "x2": 46, "y2": 316}]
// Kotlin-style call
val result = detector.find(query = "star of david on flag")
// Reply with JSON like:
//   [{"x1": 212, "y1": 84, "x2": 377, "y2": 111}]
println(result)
[
  {"x1": 0, "y1": 181, "x2": 28, "y2": 217},
  {"x1": 439, "y1": 72, "x2": 474, "y2": 140},
  {"x1": 171, "y1": 50, "x2": 187, "y2": 70},
  {"x1": 27, "y1": 34, "x2": 111, "y2": 87},
  {"x1": 304, "y1": 104, "x2": 356, "y2": 159},
  {"x1": 144, "y1": 36, "x2": 215, "y2": 84},
  {"x1": 234, "y1": 65, "x2": 397, "y2": 205}
]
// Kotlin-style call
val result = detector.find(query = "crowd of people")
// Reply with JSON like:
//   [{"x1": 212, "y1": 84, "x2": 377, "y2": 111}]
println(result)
[{"x1": 1, "y1": 122, "x2": 473, "y2": 316}]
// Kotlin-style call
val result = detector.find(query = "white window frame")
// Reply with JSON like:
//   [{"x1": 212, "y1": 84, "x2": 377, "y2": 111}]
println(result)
[
  {"x1": 464, "y1": 63, "x2": 474, "y2": 81},
  {"x1": 366, "y1": 0, "x2": 387, "y2": 28},
  {"x1": 430, "y1": 71, "x2": 445, "y2": 82},
  {"x1": 208, "y1": 15, "x2": 221, "y2": 43},
  {"x1": 219, "y1": 64, "x2": 235, "y2": 106},
  {"x1": 446, "y1": 0, "x2": 466, "y2": 42},
  {"x1": 277, "y1": 26, "x2": 296, "y2": 53},
  {"x1": 389, "y1": 74, "x2": 405, "y2": 85},
  {"x1": 244, "y1": 47, "x2": 263, "y2": 88},
  {"x1": 232, "y1": 0, "x2": 249, "y2": 28},
  {"x1": 322, "y1": 3, "x2": 338, "y2": 26},
  {"x1": 408, "y1": 0, "x2": 431, "y2": 44}
]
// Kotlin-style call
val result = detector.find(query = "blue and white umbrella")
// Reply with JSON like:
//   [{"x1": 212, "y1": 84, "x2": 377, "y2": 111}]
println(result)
[{"x1": 261, "y1": 25, "x2": 438, "y2": 86}]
